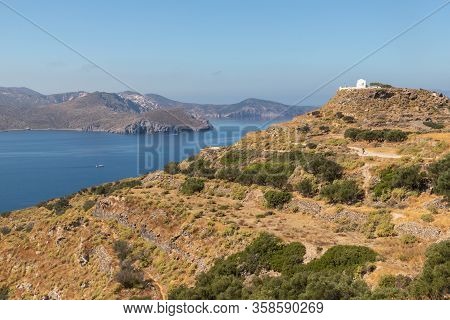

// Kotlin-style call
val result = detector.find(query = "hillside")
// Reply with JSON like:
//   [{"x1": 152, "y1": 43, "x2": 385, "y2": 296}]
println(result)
[
  {"x1": 0, "y1": 86, "x2": 449, "y2": 300},
  {"x1": 0, "y1": 89, "x2": 211, "y2": 133}
]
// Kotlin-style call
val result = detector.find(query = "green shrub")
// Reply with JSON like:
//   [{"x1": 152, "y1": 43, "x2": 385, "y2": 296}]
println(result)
[
  {"x1": 82, "y1": 199, "x2": 96, "y2": 212},
  {"x1": 306, "y1": 142, "x2": 317, "y2": 149},
  {"x1": 15, "y1": 222, "x2": 34, "y2": 233},
  {"x1": 361, "y1": 210, "x2": 395, "y2": 238},
  {"x1": 220, "y1": 149, "x2": 258, "y2": 165},
  {"x1": 335, "y1": 112, "x2": 344, "y2": 119},
  {"x1": 215, "y1": 167, "x2": 241, "y2": 181},
  {"x1": 344, "y1": 128, "x2": 408, "y2": 142},
  {"x1": 320, "y1": 180, "x2": 364, "y2": 204},
  {"x1": 420, "y1": 214, "x2": 434, "y2": 223},
  {"x1": 0, "y1": 286, "x2": 9, "y2": 300},
  {"x1": 90, "y1": 179, "x2": 142, "y2": 196},
  {"x1": 307, "y1": 245, "x2": 377, "y2": 272},
  {"x1": 296, "y1": 178, "x2": 317, "y2": 197},
  {"x1": 115, "y1": 262, "x2": 145, "y2": 289},
  {"x1": 423, "y1": 121, "x2": 444, "y2": 129},
  {"x1": 302, "y1": 153, "x2": 343, "y2": 182},
  {"x1": 409, "y1": 240, "x2": 450, "y2": 299},
  {"x1": 164, "y1": 161, "x2": 180, "y2": 174},
  {"x1": 0, "y1": 226, "x2": 11, "y2": 235},
  {"x1": 297, "y1": 124, "x2": 310, "y2": 133},
  {"x1": 373, "y1": 165, "x2": 428, "y2": 199},
  {"x1": 183, "y1": 159, "x2": 216, "y2": 178},
  {"x1": 371, "y1": 274, "x2": 411, "y2": 299},
  {"x1": 401, "y1": 234, "x2": 418, "y2": 245},
  {"x1": 270, "y1": 242, "x2": 306, "y2": 274},
  {"x1": 42, "y1": 197, "x2": 72, "y2": 215},
  {"x1": 264, "y1": 190, "x2": 292, "y2": 208},
  {"x1": 370, "y1": 82, "x2": 393, "y2": 88},
  {"x1": 383, "y1": 130, "x2": 409, "y2": 142},
  {"x1": 300, "y1": 271, "x2": 370, "y2": 300},
  {"x1": 180, "y1": 178, "x2": 205, "y2": 195},
  {"x1": 428, "y1": 154, "x2": 450, "y2": 201},
  {"x1": 113, "y1": 240, "x2": 132, "y2": 261},
  {"x1": 237, "y1": 162, "x2": 294, "y2": 189},
  {"x1": 342, "y1": 115, "x2": 356, "y2": 123}
]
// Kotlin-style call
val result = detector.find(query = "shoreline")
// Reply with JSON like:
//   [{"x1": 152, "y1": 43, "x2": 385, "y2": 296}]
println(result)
[{"x1": 0, "y1": 126, "x2": 214, "y2": 134}]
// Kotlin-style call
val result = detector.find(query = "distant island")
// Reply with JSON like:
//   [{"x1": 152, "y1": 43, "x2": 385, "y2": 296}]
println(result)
[{"x1": 0, "y1": 87, "x2": 313, "y2": 134}]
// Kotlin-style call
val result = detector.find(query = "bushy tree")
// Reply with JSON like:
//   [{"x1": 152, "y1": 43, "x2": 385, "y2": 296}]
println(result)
[
  {"x1": 373, "y1": 165, "x2": 427, "y2": 199},
  {"x1": 180, "y1": 178, "x2": 205, "y2": 195},
  {"x1": 113, "y1": 240, "x2": 132, "y2": 261},
  {"x1": 296, "y1": 178, "x2": 317, "y2": 197},
  {"x1": 409, "y1": 240, "x2": 450, "y2": 299},
  {"x1": 320, "y1": 180, "x2": 364, "y2": 204},
  {"x1": 164, "y1": 161, "x2": 180, "y2": 174},
  {"x1": 344, "y1": 128, "x2": 408, "y2": 142},
  {"x1": 264, "y1": 190, "x2": 292, "y2": 208},
  {"x1": 115, "y1": 262, "x2": 145, "y2": 289},
  {"x1": 302, "y1": 154, "x2": 343, "y2": 182},
  {"x1": 428, "y1": 154, "x2": 450, "y2": 201}
]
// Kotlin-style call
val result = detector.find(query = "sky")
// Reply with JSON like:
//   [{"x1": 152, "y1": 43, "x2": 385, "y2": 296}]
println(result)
[{"x1": 0, "y1": 0, "x2": 449, "y2": 105}]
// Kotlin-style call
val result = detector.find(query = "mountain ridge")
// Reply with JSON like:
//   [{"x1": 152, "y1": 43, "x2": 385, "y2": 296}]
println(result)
[{"x1": 0, "y1": 87, "x2": 312, "y2": 132}]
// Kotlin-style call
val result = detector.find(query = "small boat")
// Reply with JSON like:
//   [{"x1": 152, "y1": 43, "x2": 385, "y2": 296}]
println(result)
[{"x1": 95, "y1": 164, "x2": 105, "y2": 168}]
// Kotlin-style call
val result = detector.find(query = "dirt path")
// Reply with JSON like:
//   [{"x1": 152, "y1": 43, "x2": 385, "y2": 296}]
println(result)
[
  {"x1": 361, "y1": 163, "x2": 373, "y2": 197},
  {"x1": 348, "y1": 146, "x2": 402, "y2": 159}
]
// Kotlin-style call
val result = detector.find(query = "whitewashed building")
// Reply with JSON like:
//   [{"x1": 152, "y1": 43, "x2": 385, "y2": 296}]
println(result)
[{"x1": 339, "y1": 79, "x2": 372, "y2": 91}]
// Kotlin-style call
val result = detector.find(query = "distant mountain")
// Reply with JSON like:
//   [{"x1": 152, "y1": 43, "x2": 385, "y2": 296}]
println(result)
[
  {"x1": 0, "y1": 87, "x2": 312, "y2": 133},
  {"x1": 0, "y1": 88, "x2": 210, "y2": 133},
  {"x1": 144, "y1": 94, "x2": 313, "y2": 120},
  {"x1": 0, "y1": 87, "x2": 86, "y2": 108}
]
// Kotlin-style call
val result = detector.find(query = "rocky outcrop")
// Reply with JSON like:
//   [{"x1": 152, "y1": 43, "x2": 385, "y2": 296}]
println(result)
[{"x1": 321, "y1": 88, "x2": 449, "y2": 130}]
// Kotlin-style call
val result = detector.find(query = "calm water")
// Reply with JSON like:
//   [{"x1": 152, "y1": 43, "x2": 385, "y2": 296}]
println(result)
[{"x1": 0, "y1": 119, "x2": 280, "y2": 212}]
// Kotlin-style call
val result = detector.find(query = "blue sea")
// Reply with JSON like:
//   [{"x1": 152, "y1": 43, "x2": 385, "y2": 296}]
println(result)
[{"x1": 0, "y1": 119, "x2": 280, "y2": 212}]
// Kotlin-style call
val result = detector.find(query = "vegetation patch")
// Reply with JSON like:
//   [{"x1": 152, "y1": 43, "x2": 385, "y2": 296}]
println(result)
[
  {"x1": 169, "y1": 233, "x2": 377, "y2": 300},
  {"x1": 320, "y1": 180, "x2": 364, "y2": 204},
  {"x1": 90, "y1": 179, "x2": 142, "y2": 196},
  {"x1": 264, "y1": 190, "x2": 292, "y2": 209},
  {"x1": 182, "y1": 159, "x2": 216, "y2": 178},
  {"x1": 40, "y1": 197, "x2": 72, "y2": 215},
  {"x1": 344, "y1": 128, "x2": 408, "y2": 142},
  {"x1": 296, "y1": 178, "x2": 317, "y2": 197},
  {"x1": 164, "y1": 161, "x2": 180, "y2": 174},
  {"x1": 423, "y1": 121, "x2": 444, "y2": 130},
  {"x1": 0, "y1": 286, "x2": 9, "y2": 300},
  {"x1": 361, "y1": 210, "x2": 395, "y2": 238},
  {"x1": 373, "y1": 165, "x2": 427, "y2": 200},
  {"x1": 0, "y1": 226, "x2": 11, "y2": 235},
  {"x1": 428, "y1": 153, "x2": 450, "y2": 201},
  {"x1": 302, "y1": 153, "x2": 343, "y2": 183},
  {"x1": 82, "y1": 199, "x2": 96, "y2": 212},
  {"x1": 180, "y1": 178, "x2": 205, "y2": 195}
]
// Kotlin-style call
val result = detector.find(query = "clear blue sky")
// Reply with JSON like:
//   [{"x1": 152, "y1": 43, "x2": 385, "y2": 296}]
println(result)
[{"x1": 0, "y1": 0, "x2": 449, "y2": 104}]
